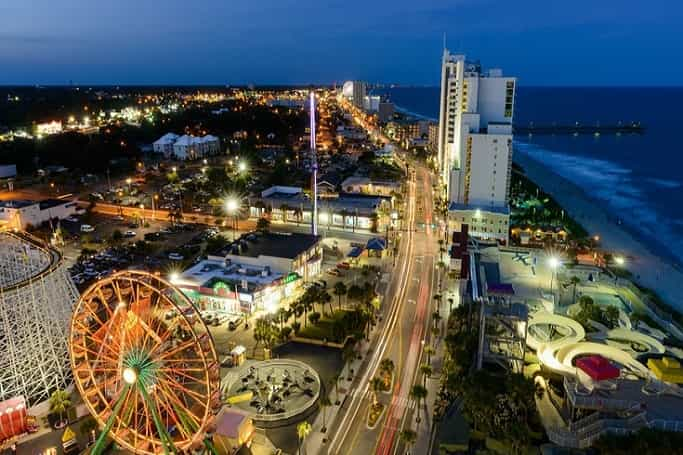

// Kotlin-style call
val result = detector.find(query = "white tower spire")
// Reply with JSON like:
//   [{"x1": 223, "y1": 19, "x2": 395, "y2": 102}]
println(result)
[{"x1": 310, "y1": 91, "x2": 318, "y2": 236}]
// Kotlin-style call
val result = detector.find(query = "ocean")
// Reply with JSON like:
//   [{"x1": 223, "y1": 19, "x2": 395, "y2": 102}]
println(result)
[{"x1": 375, "y1": 86, "x2": 683, "y2": 266}]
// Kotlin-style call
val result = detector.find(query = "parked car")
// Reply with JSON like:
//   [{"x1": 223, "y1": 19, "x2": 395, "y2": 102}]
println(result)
[
  {"x1": 80, "y1": 224, "x2": 95, "y2": 233},
  {"x1": 337, "y1": 262, "x2": 351, "y2": 270},
  {"x1": 327, "y1": 268, "x2": 341, "y2": 276},
  {"x1": 168, "y1": 252, "x2": 184, "y2": 261},
  {"x1": 124, "y1": 231, "x2": 137, "y2": 238}
]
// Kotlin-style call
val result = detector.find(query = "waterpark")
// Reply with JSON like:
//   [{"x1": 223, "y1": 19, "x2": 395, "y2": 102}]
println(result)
[{"x1": 475, "y1": 246, "x2": 683, "y2": 449}]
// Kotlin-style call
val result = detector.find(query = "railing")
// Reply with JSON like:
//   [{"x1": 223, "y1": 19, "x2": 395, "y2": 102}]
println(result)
[{"x1": 0, "y1": 231, "x2": 64, "y2": 293}]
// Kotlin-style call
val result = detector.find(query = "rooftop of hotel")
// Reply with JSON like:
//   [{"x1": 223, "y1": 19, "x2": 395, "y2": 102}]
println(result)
[
  {"x1": 256, "y1": 186, "x2": 388, "y2": 214},
  {"x1": 209, "y1": 231, "x2": 320, "y2": 260},
  {"x1": 448, "y1": 202, "x2": 510, "y2": 215}
]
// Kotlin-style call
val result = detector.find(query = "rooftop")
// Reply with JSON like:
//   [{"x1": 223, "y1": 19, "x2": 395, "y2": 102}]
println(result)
[
  {"x1": 179, "y1": 257, "x2": 288, "y2": 293},
  {"x1": 448, "y1": 202, "x2": 510, "y2": 215},
  {"x1": 0, "y1": 199, "x2": 35, "y2": 209},
  {"x1": 210, "y1": 231, "x2": 320, "y2": 260}
]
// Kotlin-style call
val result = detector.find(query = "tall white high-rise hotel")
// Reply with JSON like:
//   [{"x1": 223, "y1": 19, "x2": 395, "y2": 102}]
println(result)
[{"x1": 437, "y1": 49, "x2": 515, "y2": 243}]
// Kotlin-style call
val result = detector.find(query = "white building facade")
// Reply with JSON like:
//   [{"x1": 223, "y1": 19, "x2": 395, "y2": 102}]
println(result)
[
  {"x1": 437, "y1": 50, "x2": 515, "y2": 243},
  {"x1": 342, "y1": 81, "x2": 367, "y2": 109},
  {"x1": 153, "y1": 133, "x2": 220, "y2": 160}
]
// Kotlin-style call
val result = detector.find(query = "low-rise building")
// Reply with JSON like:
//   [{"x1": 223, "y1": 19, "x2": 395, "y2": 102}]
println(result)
[
  {"x1": 152, "y1": 133, "x2": 179, "y2": 156},
  {"x1": 340, "y1": 176, "x2": 401, "y2": 197},
  {"x1": 0, "y1": 199, "x2": 80, "y2": 230},
  {"x1": 175, "y1": 231, "x2": 321, "y2": 314},
  {"x1": 448, "y1": 202, "x2": 509, "y2": 245},
  {"x1": 153, "y1": 133, "x2": 220, "y2": 160},
  {"x1": 251, "y1": 186, "x2": 393, "y2": 232}
]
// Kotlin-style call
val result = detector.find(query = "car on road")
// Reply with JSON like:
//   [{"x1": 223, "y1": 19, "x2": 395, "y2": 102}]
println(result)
[
  {"x1": 80, "y1": 224, "x2": 95, "y2": 232},
  {"x1": 65, "y1": 215, "x2": 80, "y2": 223},
  {"x1": 168, "y1": 252, "x2": 184, "y2": 261},
  {"x1": 124, "y1": 230, "x2": 136, "y2": 238},
  {"x1": 114, "y1": 215, "x2": 125, "y2": 221},
  {"x1": 228, "y1": 316, "x2": 243, "y2": 331}
]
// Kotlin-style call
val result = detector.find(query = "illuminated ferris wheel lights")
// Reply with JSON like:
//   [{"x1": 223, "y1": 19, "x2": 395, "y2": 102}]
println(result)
[{"x1": 122, "y1": 367, "x2": 138, "y2": 385}]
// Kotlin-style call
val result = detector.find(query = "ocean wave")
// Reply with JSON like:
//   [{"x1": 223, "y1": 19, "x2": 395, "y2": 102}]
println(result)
[
  {"x1": 514, "y1": 140, "x2": 683, "y2": 263},
  {"x1": 393, "y1": 104, "x2": 437, "y2": 122},
  {"x1": 647, "y1": 178, "x2": 682, "y2": 189}
]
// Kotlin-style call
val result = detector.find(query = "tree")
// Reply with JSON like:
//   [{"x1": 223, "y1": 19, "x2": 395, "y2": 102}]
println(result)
[
  {"x1": 563, "y1": 276, "x2": 581, "y2": 305},
  {"x1": 424, "y1": 346, "x2": 435, "y2": 364},
  {"x1": 343, "y1": 343, "x2": 356, "y2": 380},
  {"x1": 330, "y1": 374, "x2": 342, "y2": 405},
  {"x1": 370, "y1": 376, "x2": 384, "y2": 406},
  {"x1": 49, "y1": 389, "x2": 71, "y2": 428},
  {"x1": 409, "y1": 385, "x2": 428, "y2": 425},
  {"x1": 347, "y1": 284, "x2": 365, "y2": 308},
  {"x1": 604, "y1": 305, "x2": 620, "y2": 329},
  {"x1": 333, "y1": 281, "x2": 348, "y2": 310},
  {"x1": 420, "y1": 363, "x2": 433, "y2": 387},
  {"x1": 110, "y1": 229, "x2": 123, "y2": 244},
  {"x1": 399, "y1": 429, "x2": 417, "y2": 454},
  {"x1": 256, "y1": 216, "x2": 271, "y2": 232},
  {"x1": 296, "y1": 421, "x2": 312, "y2": 455},
  {"x1": 276, "y1": 307, "x2": 289, "y2": 330},
  {"x1": 379, "y1": 358, "x2": 395, "y2": 389},
  {"x1": 308, "y1": 311, "x2": 321, "y2": 325}
]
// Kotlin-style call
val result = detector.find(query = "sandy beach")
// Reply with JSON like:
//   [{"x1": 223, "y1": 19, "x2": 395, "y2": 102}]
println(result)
[{"x1": 514, "y1": 152, "x2": 683, "y2": 313}]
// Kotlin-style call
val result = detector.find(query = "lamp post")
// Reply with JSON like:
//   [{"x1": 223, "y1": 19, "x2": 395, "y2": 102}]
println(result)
[
  {"x1": 226, "y1": 198, "x2": 239, "y2": 241},
  {"x1": 152, "y1": 194, "x2": 158, "y2": 220},
  {"x1": 614, "y1": 256, "x2": 625, "y2": 285},
  {"x1": 548, "y1": 256, "x2": 560, "y2": 303}
]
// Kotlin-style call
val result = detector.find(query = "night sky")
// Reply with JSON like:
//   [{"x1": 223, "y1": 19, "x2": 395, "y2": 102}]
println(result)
[{"x1": 1, "y1": 0, "x2": 682, "y2": 86}]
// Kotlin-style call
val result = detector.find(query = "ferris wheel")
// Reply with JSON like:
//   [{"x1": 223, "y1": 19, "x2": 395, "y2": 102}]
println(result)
[{"x1": 69, "y1": 271, "x2": 221, "y2": 454}]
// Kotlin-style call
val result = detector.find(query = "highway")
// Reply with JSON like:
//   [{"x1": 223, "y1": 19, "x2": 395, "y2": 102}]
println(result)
[{"x1": 327, "y1": 152, "x2": 438, "y2": 454}]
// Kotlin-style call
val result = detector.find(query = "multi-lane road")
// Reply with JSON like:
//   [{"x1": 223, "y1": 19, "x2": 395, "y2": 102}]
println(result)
[{"x1": 327, "y1": 154, "x2": 438, "y2": 455}]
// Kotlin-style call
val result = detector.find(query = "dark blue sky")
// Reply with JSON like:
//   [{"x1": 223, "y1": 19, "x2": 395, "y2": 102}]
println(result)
[{"x1": 1, "y1": 0, "x2": 682, "y2": 86}]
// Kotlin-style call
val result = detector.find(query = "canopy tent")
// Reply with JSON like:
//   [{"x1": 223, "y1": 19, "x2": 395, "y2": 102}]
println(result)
[{"x1": 576, "y1": 355, "x2": 620, "y2": 381}]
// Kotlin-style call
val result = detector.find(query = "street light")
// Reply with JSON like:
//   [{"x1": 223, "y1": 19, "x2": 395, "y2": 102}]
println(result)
[
  {"x1": 548, "y1": 256, "x2": 561, "y2": 303},
  {"x1": 238, "y1": 161, "x2": 247, "y2": 173},
  {"x1": 226, "y1": 198, "x2": 240, "y2": 241}
]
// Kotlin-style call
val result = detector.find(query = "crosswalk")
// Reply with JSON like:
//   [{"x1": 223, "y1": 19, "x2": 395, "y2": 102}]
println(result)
[{"x1": 390, "y1": 395, "x2": 415, "y2": 411}]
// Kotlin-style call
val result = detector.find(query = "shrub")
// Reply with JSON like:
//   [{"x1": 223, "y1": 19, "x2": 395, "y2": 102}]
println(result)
[{"x1": 309, "y1": 311, "x2": 321, "y2": 325}]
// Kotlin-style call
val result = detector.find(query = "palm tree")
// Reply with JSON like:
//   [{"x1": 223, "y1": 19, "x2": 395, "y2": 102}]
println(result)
[
  {"x1": 420, "y1": 363, "x2": 433, "y2": 387},
  {"x1": 49, "y1": 389, "x2": 71, "y2": 428},
  {"x1": 333, "y1": 281, "x2": 348, "y2": 311},
  {"x1": 432, "y1": 311, "x2": 442, "y2": 329},
  {"x1": 280, "y1": 203, "x2": 290, "y2": 222},
  {"x1": 297, "y1": 421, "x2": 312, "y2": 455},
  {"x1": 424, "y1": 346, "x2": 435, "y2": 364},
  {"x1": 319, "y1": 395, "x2": 332, "y2": 433},
  {"x1": 370, "y1": 376, "x2": 384, "y2": 406},
  {"x1": 293, "y1": 206, "x2": 303, "y2": 225},
  {"x1": 409, "y1": 384, "x2": 428, "y2": 425},
  {"x1": 320, "y1": 290, "x2": 333, "y2": 316},
  {"x1": 379, "y1": 358, "x2": 395, "y2": 389},
  {"x1": 568, "y1": 276, "x2": 581, "y2": 305},
  {"x1": 399, "y1": 429, "x2": 417, "y2": 454},
  {"x1": 340, "y1": 209, "x2": 350, "y2": 230},
  {"x1": 276, "y1": 307, "x2": 289, "y2": 330}
]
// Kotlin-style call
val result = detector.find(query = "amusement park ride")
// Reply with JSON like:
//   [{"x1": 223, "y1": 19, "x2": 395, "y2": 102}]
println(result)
[{"x1": 69, "y1": 270, "x2": 221, "y2": 454}]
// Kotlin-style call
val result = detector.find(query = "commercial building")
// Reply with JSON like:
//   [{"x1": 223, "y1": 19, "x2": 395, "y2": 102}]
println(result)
[
  {"x1": 152, "y1": 133, "x2": 221, "y2": 160},
  {"x1": 0, "y1": 199, "x2": 80, "y2": 230},
  {"x1": 342, "y1": 81, "x2": 367, "y2": 109},
  {"x1": 251, "y1": 186, "x2": 393, "y2": 232},
  {"x1": 175, "y1": 231, "x2": 321, "y2": 314},
  {"x1": 437, "y1": 49, "x2": 515, "y2": 244},
  {"x1": 340, "y1": 176, "x2": 401, "y2": 197}
]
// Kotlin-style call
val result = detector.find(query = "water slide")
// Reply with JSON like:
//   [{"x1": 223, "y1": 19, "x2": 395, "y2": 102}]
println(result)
[{"x1": 527, "y1": 312, "x2": 656, "y2": 378}]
